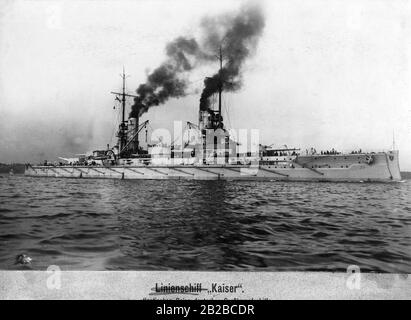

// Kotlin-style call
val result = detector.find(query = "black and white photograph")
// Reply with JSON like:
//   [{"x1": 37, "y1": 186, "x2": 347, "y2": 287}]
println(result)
[{"x1": 0, "y1": 0, "x2": 410, "y2": 302}]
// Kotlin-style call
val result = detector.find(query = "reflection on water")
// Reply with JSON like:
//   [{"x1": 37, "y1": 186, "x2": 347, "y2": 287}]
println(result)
[{"x1": 0, "y1": 175, "x2": 410, "y2": 272}]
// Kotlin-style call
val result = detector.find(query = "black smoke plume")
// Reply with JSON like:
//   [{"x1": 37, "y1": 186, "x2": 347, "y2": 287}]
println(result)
[
  {"x1": 199, "y1": 5, "x2": 265, "y2": 110},
  {"x1": 129, "y1": 3, "x2": 265, "y2": 118}
]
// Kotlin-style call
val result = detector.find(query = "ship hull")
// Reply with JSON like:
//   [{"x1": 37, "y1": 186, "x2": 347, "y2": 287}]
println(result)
[{"x1": 25, "y1": 151, "x2": 401, "y2": 182}]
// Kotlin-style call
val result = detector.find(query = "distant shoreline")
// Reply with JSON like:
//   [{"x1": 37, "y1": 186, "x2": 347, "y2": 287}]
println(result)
[
  {"x1": 0, "y1": 163, "x2": 25, "y2": 174},
  {"x1": 401, "y1": 172, "x2": 411, "y2": 179}
]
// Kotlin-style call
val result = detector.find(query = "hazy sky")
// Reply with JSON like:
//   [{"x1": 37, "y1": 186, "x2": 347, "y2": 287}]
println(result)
[{"x1": 0, "y1": 0, "x2": 410, "y2": 170}]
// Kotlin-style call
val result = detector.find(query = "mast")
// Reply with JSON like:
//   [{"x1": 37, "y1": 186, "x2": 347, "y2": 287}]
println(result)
[
  {"x1": 111, "y1": 68, "x2": 140, "y2": 156},
  {"x1": 199, "y1": 45, "x2": 228, "y2": 164},
  {"x1": 217, "y1": 45, "x2": 230, "y2": 163},
  {"x1": 218, "y1": 45, "x2": 223, "y2": 128},
  {"x1": 121, "y1": 67, "x2": 126, "y2": 125}
]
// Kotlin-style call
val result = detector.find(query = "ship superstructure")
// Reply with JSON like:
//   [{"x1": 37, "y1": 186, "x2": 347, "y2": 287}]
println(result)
[{"x1": 25, "y1": 62, "x2": 402, "y2": 182}]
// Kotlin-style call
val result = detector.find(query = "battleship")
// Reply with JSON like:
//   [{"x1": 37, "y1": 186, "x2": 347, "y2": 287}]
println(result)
[{"x1": 25, "y1": 61, "x2": 401, "y2": 182}]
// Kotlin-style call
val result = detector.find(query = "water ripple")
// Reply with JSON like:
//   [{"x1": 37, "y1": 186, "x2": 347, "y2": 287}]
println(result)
[{"x1": 0, "y1": 175, "x2": 410, "y2": 272}]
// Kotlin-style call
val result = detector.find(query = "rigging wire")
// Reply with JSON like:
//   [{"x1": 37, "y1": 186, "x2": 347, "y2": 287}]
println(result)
[
  {"x1": 224, "y1": 95, "x2": 232, "y2": 130},
  {"x1": 147, "y1": 123, "x2": 157, "y2": 146},
  {"x1": 170, "y1": 122, "x2": 191, "y2": 147},
  {"x1": 109, "y1": 102, "x2": 122, "y2": 146}
]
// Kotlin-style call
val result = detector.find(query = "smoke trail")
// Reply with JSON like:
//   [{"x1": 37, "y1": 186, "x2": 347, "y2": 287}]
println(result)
[
  {"x1": 130, "y1": 37, "x2": 206, "y2": 117},
  {"x1": 130, "y1": 69, "x2": 186, "y2": 117},
  {"x1": 199, "y1": 4, "x2": 265, "y2": 110},
  {"x1": 129, "y1": 3, "x2": 265, "y2": 118}
]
